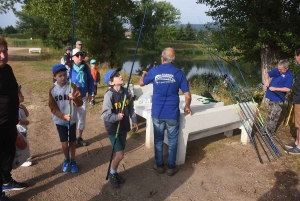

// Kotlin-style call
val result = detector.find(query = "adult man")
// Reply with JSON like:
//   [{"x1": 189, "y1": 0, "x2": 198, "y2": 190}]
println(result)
[
  {"x1": 70, "y1": 48, "x2": 94, "y2": 146},
  {"x1": 286, "y1": 49, "x2": 300, "y2": 154},
  {"x1": 264, "y1": 59, "x2": 293, "y2": 137},
  {"x1": 75, "y1": 41, "x2": 89, "y2": 63},
  {"x1": 0, "y1": 36, "x2": 28, "y2": 201},
  {"x1": 139, "y1": 47, "x2": 192, "y2": 176}
]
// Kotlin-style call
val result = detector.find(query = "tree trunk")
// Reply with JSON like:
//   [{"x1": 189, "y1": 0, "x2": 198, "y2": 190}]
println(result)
[{"x1": 260, "y1": 45, "x2": 282, "y2": 107}]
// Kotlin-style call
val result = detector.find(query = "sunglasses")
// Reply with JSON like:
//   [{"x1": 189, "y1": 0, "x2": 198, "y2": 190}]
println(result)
[{"x1": 73, "y1": 53, "x2": 83, "y2": 58}]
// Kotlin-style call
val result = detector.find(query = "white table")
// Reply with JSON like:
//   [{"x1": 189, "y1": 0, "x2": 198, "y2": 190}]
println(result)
[{"x1": 134, "y1": 94, "x2": 251, "y2": 165}]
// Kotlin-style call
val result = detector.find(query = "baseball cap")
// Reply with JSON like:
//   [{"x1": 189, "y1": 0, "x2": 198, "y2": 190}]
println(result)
[
  {"x1": 65, "y1": 46, "x2": 72, "y2": 50},
  {"x1": 52, "y1": 63, "x2": 67, "y2": 74},
  {"x1": 104, "y1": 68, "x2": 122, "y2": 86},
  {"x1": 72, "y1": 48, "x2": 82, "y2": 56},
  {"x1": 90, "y1": 59, "x2": 97, "y2": 64},
  {"x1": 76, "y1": 41, "x2": 82, "y2": 45}
]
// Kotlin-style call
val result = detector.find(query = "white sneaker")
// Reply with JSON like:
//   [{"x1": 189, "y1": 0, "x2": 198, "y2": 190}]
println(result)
[{"x1": 21, "y1": 161, "x2": 32, "y2": 167}]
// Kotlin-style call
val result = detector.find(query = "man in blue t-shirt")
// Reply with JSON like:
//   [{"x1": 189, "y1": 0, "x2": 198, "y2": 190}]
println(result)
[
  {"x1": 139, "y1": 47, "x2": 192, "y2": 176},
  {"x1": 264, "y1": 59, "x2": 293, "y2": 137}
]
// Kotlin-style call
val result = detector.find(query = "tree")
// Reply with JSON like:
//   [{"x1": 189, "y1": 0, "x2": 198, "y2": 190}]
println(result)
[
  {"x1": 4, "y1": 25, "x2": 18, "y2": 34},
  {"x1": 15, "y1": 11, "x2": 49, "y2": 39},
  {"x1": 0, "y1": 0, "x2": 22, "y2": 14},
  {"x1": 23, "y1": 0, "x2": 134, "y2": 67},
  {"x1": 177, "y1": 25, "x2": 186, "y2": 40},
  {"x1": 130, "y1": 0, "x2": 180, "y2": 51},
  {"x1": 185, "y1": 22, "x2": 196, "y2": 41},
  {"x1": 0, "y1": 27, "x2": 3, "y2": 34},
  {"x1": 197, "y1": 0, "x2": 300, "y2": 84}
]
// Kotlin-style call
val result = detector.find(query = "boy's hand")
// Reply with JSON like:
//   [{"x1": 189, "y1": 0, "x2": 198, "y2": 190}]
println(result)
[
  {"x1": 68, "y1": 92, "x2": 74, "y2": 100},
  {"x1": 132, "y1": 123, "x2": 139, "y2": 132},
  {"x1": 64, "y1": 114, "x2": 71, "y2": 121},
  {"x1": 118, "y1": 113, "x2": 124, "y2": 121}
]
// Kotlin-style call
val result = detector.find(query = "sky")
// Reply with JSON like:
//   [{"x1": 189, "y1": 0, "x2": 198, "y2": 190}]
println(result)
[{"x1": 0, "y1": 1, "x2": 212, "y2": 28}]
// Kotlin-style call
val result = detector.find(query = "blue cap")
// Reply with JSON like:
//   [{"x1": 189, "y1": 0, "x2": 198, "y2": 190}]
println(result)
[
  {"x1": 104, "y1": 68, "x2": 121, "y2": 86},
  {"x1": 52, "y1": 63, "x2": 67, "y2": 74},
  {"x1": 90, "y1": 59, "x2": 96, "y2": 64}
]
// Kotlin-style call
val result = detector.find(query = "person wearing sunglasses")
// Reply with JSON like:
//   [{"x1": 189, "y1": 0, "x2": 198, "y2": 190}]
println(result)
[
  {"x1": 75, "y1": 41, "x2": 89, "y2": 63},
  {"x1": 69, "y1": 48, "x2": 94, "y2": 146}
]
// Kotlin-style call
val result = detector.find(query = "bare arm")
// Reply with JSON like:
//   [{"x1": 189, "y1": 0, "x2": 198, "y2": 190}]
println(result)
[
  {"x1": 184, "y1": 91, "x2": 192, "y2": 115},
  {"x1": 268, "y1": 87, "x2": 291, "y2": 93},
  {"x1": 139, "y1": 71, "x2": 148, "y2": 86},
  {"x1": 264, "y1": 73, "x2": 270, "y2": 87}
]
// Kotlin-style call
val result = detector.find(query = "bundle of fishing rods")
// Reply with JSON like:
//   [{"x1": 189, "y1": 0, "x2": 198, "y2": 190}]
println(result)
[{"x1": 203, "y1": 41, "x2": 285, "y2": 164}]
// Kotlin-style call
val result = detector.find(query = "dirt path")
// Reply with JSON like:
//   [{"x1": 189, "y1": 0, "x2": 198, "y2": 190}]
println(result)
[{"x1": 4, "y1": 49, "x2": 300, "y2": 201}]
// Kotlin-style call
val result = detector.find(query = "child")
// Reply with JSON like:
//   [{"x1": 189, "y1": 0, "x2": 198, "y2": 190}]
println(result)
[
  {"x1": 89, "y1": 59, "x2": 100, "y2": 105},
  {"x1": 17, "y1": 85, "x2": 32, "y2": 167},
  {"x1": 101, "y1": 68, "x2": 138, "y2": 188},
  {"x1": 49, "y1": 64, "x2": 83, "y2": 173}
]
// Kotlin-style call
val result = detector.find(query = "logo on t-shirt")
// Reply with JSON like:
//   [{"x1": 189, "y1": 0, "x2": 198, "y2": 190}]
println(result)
[{"x1": 155, "y1": 74, "x2": 176, "y2": 84}]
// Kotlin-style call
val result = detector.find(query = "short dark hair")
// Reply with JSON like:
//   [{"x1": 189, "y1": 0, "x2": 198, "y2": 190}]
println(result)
[
  {"x1": 0, "y1": 35, "x2": 8, "y2": 50},
  {"x1": 295, "y1": 48, "x2": 300, "y2": 56}
]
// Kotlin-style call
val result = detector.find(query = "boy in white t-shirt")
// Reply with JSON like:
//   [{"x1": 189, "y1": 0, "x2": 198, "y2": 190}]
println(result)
[{"x1": 17, "y1": 85, "x2": 32, "y2": 167}]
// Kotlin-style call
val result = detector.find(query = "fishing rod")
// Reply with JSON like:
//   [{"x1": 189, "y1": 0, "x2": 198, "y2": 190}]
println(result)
[
  {"x1": 208, "y1": 44, "x2": 282, "y2": 162},
  {"x1": 106, "y1": 0, "x2": 151, "y2": 180},
  {"x1": 209, "y1": 50, "x2": 252, "y2": 77}
]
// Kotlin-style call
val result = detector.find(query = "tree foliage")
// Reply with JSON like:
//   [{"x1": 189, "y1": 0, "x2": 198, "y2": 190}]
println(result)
[
  {"x1": 23, "y1": 0, "x2": 134, "y2": 67},
  {"x1": 197, "y1": 0, "x2": 300, "y2": 75},
  {"x1": 130, "y1": 0, "x2": 180, "y2": 51},
  {"x1": 185, "y1": 22, "x2": 196, "y2": 41},
  {"x1": 0, "y1": 0, "x2": 22, "y2": 14},
  {"x1": 3, "y1": 25, "x2": 18, "y2": 34}
]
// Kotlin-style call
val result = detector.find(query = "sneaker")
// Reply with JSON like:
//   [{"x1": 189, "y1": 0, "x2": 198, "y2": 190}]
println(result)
[
  {"x1": 71, "y1": 160, "x2": 78, "y2": 173},
  {"x1": 285, "y1": 142, "x2": 297, "y2": 149},
  {"x1": 0, "y1": 192, "x2": 11, "y2": 201},
  {"x1": 90, "y1": 100, "x2": 95, "y2": 105},
  {"x1": 115, "y1": 173, "x2": 125, "y2": 184},
  {"x1": 21, "y1": 161, "x2": 32, "y2": 167},
  {"x1": 2, "y1": 180, "x2": 28, "y2": 192},
  {"x1": 62, "y1": 159, "x2": 70, "y2": 172},
  {"x1": 153, "y1": 164, "x2": 164, "y2": 174},
  {"x1": 167, "y1": 165, "x2": 179, "y2": 176},
  {"x1": 108, "y1": 173, "x2": 119, "y2": 188},
  {"x1": 286, "y1": 147, "x2": 300, "y2": 155},
  {"x1": 76, "y1": 137, "x2": 87, "y2": 146}
]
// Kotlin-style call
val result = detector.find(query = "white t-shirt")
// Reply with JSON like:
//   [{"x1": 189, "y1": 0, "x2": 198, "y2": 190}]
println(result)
[{"x1": 17, "y1": 108, "x2": 28, "y2": 133}]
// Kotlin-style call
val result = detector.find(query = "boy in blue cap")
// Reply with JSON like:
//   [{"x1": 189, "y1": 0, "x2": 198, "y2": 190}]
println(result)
[
  {"x1": 49, "y1": 64, "x2": 83, "y2": 173},
  {"x1": 101, "y1": 68, "x2": 138, "y2": 188}
]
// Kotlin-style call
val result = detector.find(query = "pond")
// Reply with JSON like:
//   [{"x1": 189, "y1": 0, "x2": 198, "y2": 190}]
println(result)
[{"x1": 121, "y1": 53, "x2": 262, "y2": 88}]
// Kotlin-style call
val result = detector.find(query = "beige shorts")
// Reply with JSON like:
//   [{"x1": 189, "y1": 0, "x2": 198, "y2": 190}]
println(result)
[{"x1": 294, "y1": 104, "x2": 300, "y2": 128}]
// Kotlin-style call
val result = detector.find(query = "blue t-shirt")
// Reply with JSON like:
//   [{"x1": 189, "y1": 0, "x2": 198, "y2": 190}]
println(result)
[
  {"x1": 266, "y1": 68, "x2": 293, "y2": 102},
  {"x1": 143, "y1": 63, "x2": 190, "y2": 119}
]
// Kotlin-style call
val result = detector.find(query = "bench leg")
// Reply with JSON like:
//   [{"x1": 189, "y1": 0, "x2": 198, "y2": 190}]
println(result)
[
  {"x1": 240, "y1": 124, "x2": 249, "y2": 145},
  {"x1": 145, "y1": 117, "x2": 154, "y2": 148},
  {"x1": 176, "y1": 133, "x2": 188, "y2": 165}
]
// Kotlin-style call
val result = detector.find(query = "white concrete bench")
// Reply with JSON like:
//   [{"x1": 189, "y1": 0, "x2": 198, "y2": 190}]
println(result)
[
  {"x1": 29, "y1": 48, "x2": 41, "y2": 53},
  {"x1": 163, "y1": 104, "x2": 252, "y2": 165},
  {"x1": 133, "y1": 84, "x2": 253, "y2": 165},
  {"x1": 134, "y1": 84, "x2": 153, "y2": 97}
]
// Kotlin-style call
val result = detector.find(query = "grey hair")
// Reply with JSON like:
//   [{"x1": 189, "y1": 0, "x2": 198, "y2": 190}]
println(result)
[
  {"x1": 278, "y1": 59, "x2": 289, "y2": 69},
  {"x1": 161, "y1": 47, "x2": 175, "y2": 63}
]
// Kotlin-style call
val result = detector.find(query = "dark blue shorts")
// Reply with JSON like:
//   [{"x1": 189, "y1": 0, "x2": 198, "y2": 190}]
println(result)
[{"x1": 56, "y1": 123, "x2": 76, "y2": 142}]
